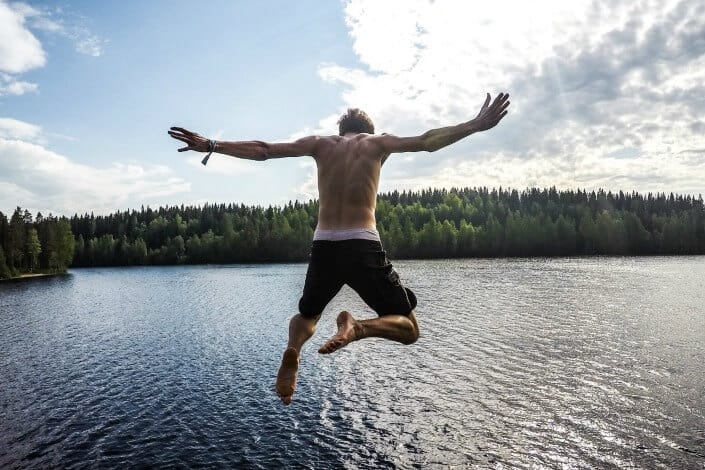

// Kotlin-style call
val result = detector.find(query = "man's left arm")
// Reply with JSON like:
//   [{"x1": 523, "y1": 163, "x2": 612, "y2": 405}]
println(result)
[{"x1": 367, "y1": 93, "x2": 510, "y2": 156}]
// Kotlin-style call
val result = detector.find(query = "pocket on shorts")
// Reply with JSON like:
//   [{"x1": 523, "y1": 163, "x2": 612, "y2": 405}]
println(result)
[
  {"x1": 360, "y1": 249, "x2": 388, "y2": 269},
  {"x1": 350, "y1": 249, "x2": 413, "y2": 315},
  {"x1": 371, "y1": 263, "x2": 412, "y2": 314},
  {"x1": 360, "y1": 250, "x2": 400, "y2": 287}
]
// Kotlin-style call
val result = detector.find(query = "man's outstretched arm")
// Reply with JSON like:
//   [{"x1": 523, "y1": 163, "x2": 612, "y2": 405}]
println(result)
[
  {"x1": 168, "y1": 127, "x2": 319, "y2": 161},
  {"x1": 373, "y1": 92, "x2": 510, "y2": 154}
]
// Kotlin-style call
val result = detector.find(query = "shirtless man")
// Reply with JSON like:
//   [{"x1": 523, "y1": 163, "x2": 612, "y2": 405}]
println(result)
[{"x1": 168, "y1": 92, "x2": 510, "y2": 405}]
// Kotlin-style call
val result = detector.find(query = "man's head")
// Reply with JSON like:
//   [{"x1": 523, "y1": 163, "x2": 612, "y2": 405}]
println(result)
[{"x1": 338, "y1": 108, "x2": 374, "y2": 135}]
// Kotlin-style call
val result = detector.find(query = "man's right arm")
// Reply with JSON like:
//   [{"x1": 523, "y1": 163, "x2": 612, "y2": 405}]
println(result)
[
  {"x1": 168, "y1": 128, "x2": 320, "y2": 161},
  {"x1": 373, "y1": 92, "x2": 510, "y2": 154},
  {"x1": 215, "y1": 136, "x2": 321, "y2": 161}
]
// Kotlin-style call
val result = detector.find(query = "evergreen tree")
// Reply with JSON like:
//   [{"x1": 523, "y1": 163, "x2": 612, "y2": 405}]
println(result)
[
  {"x1": 8, "y1": 208, "x2": 25, "y2": 269},
  {"x1": 0, "y1": 211, "x2": 9, "y2": 259},
  {"x1": 56, "y1": 219, "x2": 75, "y2": 271},
  {"x1": 0, "y1": 246, "x2": 10, "y2": 279},
  {"x1": 25, "y1": 228, "x2": 42, "y2": 272}
]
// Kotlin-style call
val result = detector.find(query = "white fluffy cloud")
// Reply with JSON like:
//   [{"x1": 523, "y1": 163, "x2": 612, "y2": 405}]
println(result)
[
  {"x1": 0, "y1": 1, "x2": 46, "y2": 73},
  {"x1": 185, "y1": 153, "x2": 257, "y2": 176},
  {"x1": 0, "y1": 1, "x2": 44, "y2": 95},
  {"x1": 0, "y1": 1, "x2": 107, "y2": 97},
  {"x1": 0, "y1": 117, "x2": 42, "y2": 141},
  {"x1": 0, "y1": 73, "x2": 38, "y2": 96},
  {"x1": 0, "y1": 121, "x2": 190, "y2": 216},
  {"x1": 0, "y1": 1, "x2": 106, "y2": 73},
  {"x1": 314, "y1": 0, "x2": 705, "y2": 196},
  {"x1": 12, "y1": 1, "x2": 107, "y2": 57}
]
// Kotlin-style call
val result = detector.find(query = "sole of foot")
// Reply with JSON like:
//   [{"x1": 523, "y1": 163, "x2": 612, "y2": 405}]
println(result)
[
  {"x1": 276, "y1": 347, "x2": 299, "y2": 405},
  {"x1": 318, "y1": 311, "x2": 357, "y2": 354}
]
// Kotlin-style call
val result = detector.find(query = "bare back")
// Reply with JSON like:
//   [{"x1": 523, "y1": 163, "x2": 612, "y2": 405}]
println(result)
[{"x1": 313, "y1": 134, "x2": 387, "y2": 230}]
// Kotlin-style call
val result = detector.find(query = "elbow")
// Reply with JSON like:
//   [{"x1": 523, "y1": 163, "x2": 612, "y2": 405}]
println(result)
[
  {"x1": 424, "y1": 140, "x2": 441, "y2": 153},
  {"x1": 245, "y1": 152, "x2": 268, "y2": 161},
  {"x1": 257, "y1": 142, "x2": 271, "y2": 161},
  {"x1": 420, "y1": 132, "x2": 441, "y2": 152}
]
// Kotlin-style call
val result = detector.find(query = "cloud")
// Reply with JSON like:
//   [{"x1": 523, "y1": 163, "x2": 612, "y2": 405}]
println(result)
[
  {"x1": 0, "y1": 1, "x2": 106, "y2": 69},
  {"x1": 0, "y1": 1, "x2": 107, "y2": 97},
  {"x1": 0, "y1": 117, "x2": 42, "y2": 141},
  {"x1": 292, "y1": 160, "x2": 318, "y2": 201},
  {"x1": 20, "y1": 1, "x2": 108, "y2": 58},
  {"x1": 0, "y1": 3, "x2": 124, "y2": 215},
  {"x1": 380, "y1": 150, "x2": 705, "y2": 197},
  {"x1": 185, "y1": 154, "x2": 257, "y2": 176},
  {"x1": 0, "y1": 122, "x2": 190, "y2": 216},
  {"x1": 0, "y1": 1, "x2": 46, "y2": 73},
  {"x1": 0, "y1": 72, "x2": 38, "y2": 96},
  {"x1": 73, "y1": 33, "x2": 106, "y2": 57},
  {"x1": 312, "y1": 0, "x2": 705, "y2": 196}
]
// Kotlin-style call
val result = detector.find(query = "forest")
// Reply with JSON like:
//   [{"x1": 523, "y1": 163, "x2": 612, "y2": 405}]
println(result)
[
  {"x1": 0, "y1": 208, "x2": 75, "y2": 279},
  {"x1": 2, "y1": 187, "x2": 703, "y2": 276},
  {"x1": 59, "y1": 187, "x2": 704, "y2": 267}
]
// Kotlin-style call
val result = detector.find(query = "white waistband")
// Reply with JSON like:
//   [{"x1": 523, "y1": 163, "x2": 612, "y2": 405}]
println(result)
[{"x1": 313, "y1": 227, "x2": 381, "y2": 242}]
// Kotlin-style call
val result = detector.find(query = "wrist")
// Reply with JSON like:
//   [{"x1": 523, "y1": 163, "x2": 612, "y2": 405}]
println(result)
[
  {"x1": 465, "y1": 119, "x2": 480, "y2": 133},
  {"x1": 201, "y1": 139, "x2": 218, "y2": 166}
]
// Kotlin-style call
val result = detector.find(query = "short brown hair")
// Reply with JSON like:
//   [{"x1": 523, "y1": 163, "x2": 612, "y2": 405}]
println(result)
[{"x1": 338, "y1": 108, "x2": 374, "y2": 135}]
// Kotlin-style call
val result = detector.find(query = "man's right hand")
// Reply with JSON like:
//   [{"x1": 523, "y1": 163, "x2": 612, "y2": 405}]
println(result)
[
  {"x1": 168, "y1": 127, "x2": 211, "y2": 152},
  {"x1": 471, "y1": 93, "x2": 510, "y2": 132}
]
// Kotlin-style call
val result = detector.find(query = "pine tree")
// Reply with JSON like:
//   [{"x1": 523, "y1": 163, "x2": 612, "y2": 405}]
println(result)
[
  {"x1": 25, "y1": 228, "x2": 42, "y2": 272},
  {"x1": 56, "y1": 219, "x2": 75, "y2": 271},
  {"x1": 0, "y1": 246, "x2": 10, "y2": 279},
  {"x1": 8, "y1": 208, "x2": 25, "y2": 269}
]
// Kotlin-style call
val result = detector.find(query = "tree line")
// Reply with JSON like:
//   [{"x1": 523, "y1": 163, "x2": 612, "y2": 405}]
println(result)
[
  {"x1": 0, "y1": 208, "x2": 75, "y2": 279},
  {"x1": 66, "y1": 187, "x2": 705, "y2": 267}
]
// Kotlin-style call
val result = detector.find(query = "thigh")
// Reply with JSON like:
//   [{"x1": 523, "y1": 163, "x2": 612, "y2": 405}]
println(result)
[
  {"x1": 298, "y1": 251, "x2": 344, "y2": 318},
  {"x1": 347, "y1": 250, "x2": 417, "y2": 316}
]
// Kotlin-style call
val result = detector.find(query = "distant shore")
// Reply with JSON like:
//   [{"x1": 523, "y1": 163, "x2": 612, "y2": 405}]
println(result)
[{"x1": 0, "y1": 272, "x2": 65, "y2": 282}]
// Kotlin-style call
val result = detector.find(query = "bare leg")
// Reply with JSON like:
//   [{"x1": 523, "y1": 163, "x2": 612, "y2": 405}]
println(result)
[
  {"x1": 276, "y1": 313, "x2": 319, "y2": 405},
  {"x1": 318, "y1": 310, "x2": 419, "y2": 354}
]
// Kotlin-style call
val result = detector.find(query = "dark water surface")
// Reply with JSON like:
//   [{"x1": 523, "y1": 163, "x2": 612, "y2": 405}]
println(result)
[{"x1": 1, "y1": 258, "x2": 704, "y2": 468}]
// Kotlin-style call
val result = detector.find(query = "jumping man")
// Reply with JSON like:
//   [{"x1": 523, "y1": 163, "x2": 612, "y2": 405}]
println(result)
[{"x1": 168, "y1": 92, "x2": 510, "y2": 405}]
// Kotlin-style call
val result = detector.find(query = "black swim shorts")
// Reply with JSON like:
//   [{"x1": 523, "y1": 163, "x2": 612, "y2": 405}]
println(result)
[{"x1": 298, "y1": 239, "x2": 417, "y2": 319}]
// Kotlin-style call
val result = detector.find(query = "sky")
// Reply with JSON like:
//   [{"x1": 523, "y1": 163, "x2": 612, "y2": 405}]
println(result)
[{"x1": 1, "y1": 0, "x2": 705, "y2": 217}]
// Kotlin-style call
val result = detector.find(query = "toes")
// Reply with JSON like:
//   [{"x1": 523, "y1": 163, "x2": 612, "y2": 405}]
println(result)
[
  {"x1": 276, "y1": 382, "x2": 296, "y2": 404},
  {"x1": 318, "y1": 337, "x2": 345, "y2": 354}
]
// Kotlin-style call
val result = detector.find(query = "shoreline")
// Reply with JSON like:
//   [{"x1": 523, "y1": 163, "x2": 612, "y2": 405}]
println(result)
[
  {"x1": 63, "y1": 253, "x2": 705, "y2": 271},
  {"x1": 0, "y1": 272, "x2": 65, "y2": 282}
]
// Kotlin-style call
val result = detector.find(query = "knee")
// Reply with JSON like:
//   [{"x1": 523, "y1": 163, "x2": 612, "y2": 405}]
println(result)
[
  {"x1": 402, "y1": 321, "x2": 419, "y2": 345},
  {"x1": 291, "y1": 313, "x2": 319, "y2": 336},
  {"x1": 403, "y1": 334, "x2": 418, "y2": 345}
]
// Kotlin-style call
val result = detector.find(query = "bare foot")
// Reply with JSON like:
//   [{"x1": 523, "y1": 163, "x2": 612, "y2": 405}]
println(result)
[
  {"x1": 276, "y1": 347, "x2": 299, "y2": 405},
  {"x1": 318, "y1": 311, "x2": 362, "y2": 354}
]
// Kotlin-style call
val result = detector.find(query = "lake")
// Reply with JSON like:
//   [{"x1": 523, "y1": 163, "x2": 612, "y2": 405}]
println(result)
[{"x1": 1, "y1": 258, "x2": 704, "y2": 468}]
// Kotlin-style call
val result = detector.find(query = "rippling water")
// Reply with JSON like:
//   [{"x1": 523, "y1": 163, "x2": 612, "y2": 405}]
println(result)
[{"x1": 1, "y1": 258, "x2": 705, "y2": 468}]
